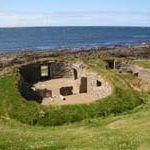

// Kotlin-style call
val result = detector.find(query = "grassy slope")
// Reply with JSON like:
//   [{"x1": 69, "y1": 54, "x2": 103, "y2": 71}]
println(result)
[
  {"x1": 0, "y1": 96, "x2": 150, "y2": 150},
  {"x1": 0, "y1": 59, "x2": 150, "y2": 149},
  {"x1": 130, "y1": 60, "x2": 150, "y2": 68}
]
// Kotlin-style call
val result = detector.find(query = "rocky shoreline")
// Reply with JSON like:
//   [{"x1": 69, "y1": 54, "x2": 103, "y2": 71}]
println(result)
[{"x1": 0, "y1": 44, "x2": 150, "y2": 70}]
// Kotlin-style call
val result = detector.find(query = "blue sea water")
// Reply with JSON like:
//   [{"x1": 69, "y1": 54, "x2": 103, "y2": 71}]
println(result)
[{"x1": 0, "y1": 26, "x2": 150, "y2": 52}]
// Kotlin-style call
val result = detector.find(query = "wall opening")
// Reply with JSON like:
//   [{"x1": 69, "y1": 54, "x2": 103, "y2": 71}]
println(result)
[
  {"x1": 60, "y1": 86, "x2": 73, "y2": 96},
  {"x1": 37, "y1": 89, "x2": 52, "y2": 98},
  {"x1": 80, "y1": 77, "x2": 87, "y2": 93},
  {"x1": 97, "y1": 80, "x2": 102, "y2": 87},
  {"x1": 40, "y1": 65, "x2": 49, "y2": 78},
  {"x1": 105, "y1": 60, "x2": 115, "y2": 69},
  {"x1": 73, "y1": 69, "x2": 78, "y2": 80},
  {"x1": 134, "y1": 72, "x2": 139, "y2": 77}
]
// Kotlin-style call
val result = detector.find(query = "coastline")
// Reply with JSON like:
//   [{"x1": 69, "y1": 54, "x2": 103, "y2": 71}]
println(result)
[
  {"x1": 0, "y1": 43, "x2": 150, "y2": 71},
  {"x1": 0, "y1": 42, "x2": 150, "y2": 54},
  {"x1": 0, "y1": 43, "x2": 150, "y2": 55}
]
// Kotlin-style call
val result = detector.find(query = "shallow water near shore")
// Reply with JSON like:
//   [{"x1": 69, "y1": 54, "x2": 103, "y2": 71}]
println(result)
[{"x1": 0, "y1": 26, "x2": 150, "y2": 52}]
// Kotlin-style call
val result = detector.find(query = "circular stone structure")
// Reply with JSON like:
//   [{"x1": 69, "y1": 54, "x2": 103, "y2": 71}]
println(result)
[{"x1": 18, "y1": 61, "x2": 112, "y2": 105}]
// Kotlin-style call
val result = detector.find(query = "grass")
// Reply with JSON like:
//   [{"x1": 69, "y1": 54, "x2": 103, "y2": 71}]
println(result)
[
  {"x1": 130, "y1": 60, "x2": 150, "y2": 68},
  {"x1": 0, "y1": 58, "x2": 150, "y2": 149},
  {"x1": 0, "y1": 94, "x2": 150, "y2": 150},
  {"x1": 119, "y1": 74, "x2": 150, "y2": 93}
]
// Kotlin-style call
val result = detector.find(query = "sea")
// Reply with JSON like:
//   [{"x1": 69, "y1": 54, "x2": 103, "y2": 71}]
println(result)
[{"x1": 0, "y1": 26, "x2": 150, "y2": 52}]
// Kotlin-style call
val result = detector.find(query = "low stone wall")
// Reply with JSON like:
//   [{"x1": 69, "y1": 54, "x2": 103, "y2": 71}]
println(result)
[
  {"x1": 118, "y1": 63, "x2": 150, "y2": 82},
  {"x1": 19, "y1": 61, "x2": 73, "y2": 83},
  {"x1": 18, "y1": 77, "x2": 42, "y2": 103},
  {"x1": 72, "y1": 63, "x2": 112, "y2": 100},
  {"x1": 19, "y1": 61, "x2": 73, "y2": 102},
  {"x1": 87, "y1": 74, "x2": 112, "y2": 100},
  {"x1": 19, "y1": 63, "x2": 41, "y2": 84},
  {"x1": 48, "y1": 61, "x2": 72, "y2": 79}
]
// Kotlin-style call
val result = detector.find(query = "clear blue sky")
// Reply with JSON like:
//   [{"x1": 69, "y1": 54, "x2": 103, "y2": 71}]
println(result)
[{"x1": 0, "y1": 0, "x2": 150, "y2": 27}]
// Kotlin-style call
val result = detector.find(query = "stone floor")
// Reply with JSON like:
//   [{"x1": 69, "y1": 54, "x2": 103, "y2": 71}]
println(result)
[{"x1": 34, "y1": 78, "x2": 94, "y2": 105}]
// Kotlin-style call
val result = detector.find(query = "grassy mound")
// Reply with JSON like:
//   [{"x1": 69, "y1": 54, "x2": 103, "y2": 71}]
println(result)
[
  {"x1": 0, "y1": 59, "x2": 146, "y2": 126},
  {"x1": 0, "y1": 89, "x2": 150, "y2": 150}
]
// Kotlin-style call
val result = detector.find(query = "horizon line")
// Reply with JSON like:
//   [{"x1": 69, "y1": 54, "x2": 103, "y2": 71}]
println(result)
[{"x1": 1, "y1": 25, "x2": 150, "y2": 29}]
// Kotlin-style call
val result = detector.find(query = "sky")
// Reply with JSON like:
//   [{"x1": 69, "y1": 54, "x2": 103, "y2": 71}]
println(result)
[{"x1": 0, "y1": 0, "x2": 150, "y2": 27}]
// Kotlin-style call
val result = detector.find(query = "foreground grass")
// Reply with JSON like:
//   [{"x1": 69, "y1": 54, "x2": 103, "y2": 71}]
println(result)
[{"x1": 0, "y1": 95, "x2": 150, "y2": 150}]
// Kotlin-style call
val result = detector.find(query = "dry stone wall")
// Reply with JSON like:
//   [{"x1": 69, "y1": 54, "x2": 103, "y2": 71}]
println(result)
[
  {"x1": 48, "y1": 61, "x2": 72, "y2": 79},
  {"x1": 118, "y1": 63, "x2": 150, "y2": 82},
  {"x1": 72, "y1": 63, "x2": 112, "y2": 100},
  {"x1": 87, "y1": 74, "x2": 112, "y2": 100},
  {"x1": 18, "y1": 61, "x2": 112, "y2": 103},
  {"x1": 19, "y1": 63, "x2": 41, "y2": 84},
  {"x1": 19, "y1": 61, "x2": 73, "y2": 102},
  {"x1": 19, "y1": 61, "x2": 73, "y2": 83}
]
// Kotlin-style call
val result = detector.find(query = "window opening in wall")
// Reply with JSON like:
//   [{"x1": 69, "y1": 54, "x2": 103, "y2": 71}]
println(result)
[
  {"x1": 105, "y1": 60, "x2": 115, "y2": 69},
  {"x1": 60, "y1": 86, "x2": 73, "y2": 96},
  {"x1": 134, "y1": 72, "x2": 139, "y2": 77},
  {"x1": 41, "y1": 65, "x2": 49, "y2": 77},
  {"x1": 97, "y1": 80, "x2": 102, "y2": 87}
]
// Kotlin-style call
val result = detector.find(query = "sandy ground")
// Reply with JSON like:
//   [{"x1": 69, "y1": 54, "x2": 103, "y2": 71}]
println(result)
[{"x1": 34, "y1": 78, "x2": 94, "y2": 105}]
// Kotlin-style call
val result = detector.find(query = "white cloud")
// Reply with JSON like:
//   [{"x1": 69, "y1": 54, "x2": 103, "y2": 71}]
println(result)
[
  {"x1": 0, "y1": 12, "x2": 56, "y2": 27},
  {"x1": 0, "y1": 11, "x2": 150, "y2": 27}
]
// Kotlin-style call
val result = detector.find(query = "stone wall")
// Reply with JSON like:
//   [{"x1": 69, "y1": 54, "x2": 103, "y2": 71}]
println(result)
[
  {"x1": 48, "y1": 61, "x2": 72, "y2": 79},
  {"x1": 19, "y1": 63, "x2": 41, "y2": 84},
  {"x1": 18, "y1": 61, "x2": 73, "y2": 102},
  {"x1": 72, "y1": 63, "x2": 112, "y2": 100},
  {"x1": 86, "y1": 73, "x2": 112, "y2": 100},
  {"x1": 18, "y1": 61, "x2": 112, "y2": 103},
  {"x1": 18, "y1": 77, "x2": 42, "y2": 103},
  {"x1": 117, "y1": 63, "x2": 150, "y2": 82},
  {"x1": 19, "y1": 61, "x2": 72, "y2": 84}
]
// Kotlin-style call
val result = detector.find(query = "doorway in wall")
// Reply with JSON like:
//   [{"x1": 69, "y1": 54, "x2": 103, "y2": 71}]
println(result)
[
  {"x1": 80, "y1": 77, "x2": 87, "y2": 93},
  {"x1": 73, "y1": 69, "x2": 78, "y2": 80},
  {"x1": 40, "y1": 65, "x2": 49, "y2": 80}
]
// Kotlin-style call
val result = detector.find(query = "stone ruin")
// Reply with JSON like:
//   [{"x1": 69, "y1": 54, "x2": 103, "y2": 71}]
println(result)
[
  {"x1": 18, "y1": 61, "x2": 112, "y2": 105},
  {"x1": 105, "y1": 59, "x2": 150, "y2": 82}
]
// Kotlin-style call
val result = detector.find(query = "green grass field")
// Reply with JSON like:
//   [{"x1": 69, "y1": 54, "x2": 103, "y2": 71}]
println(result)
[
  {"x1": 0, "y1": 95, "x2": 150, "y2": 150},
  {"x1": 0, "y1": 59, "x2": 150, "y2": 150}
]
